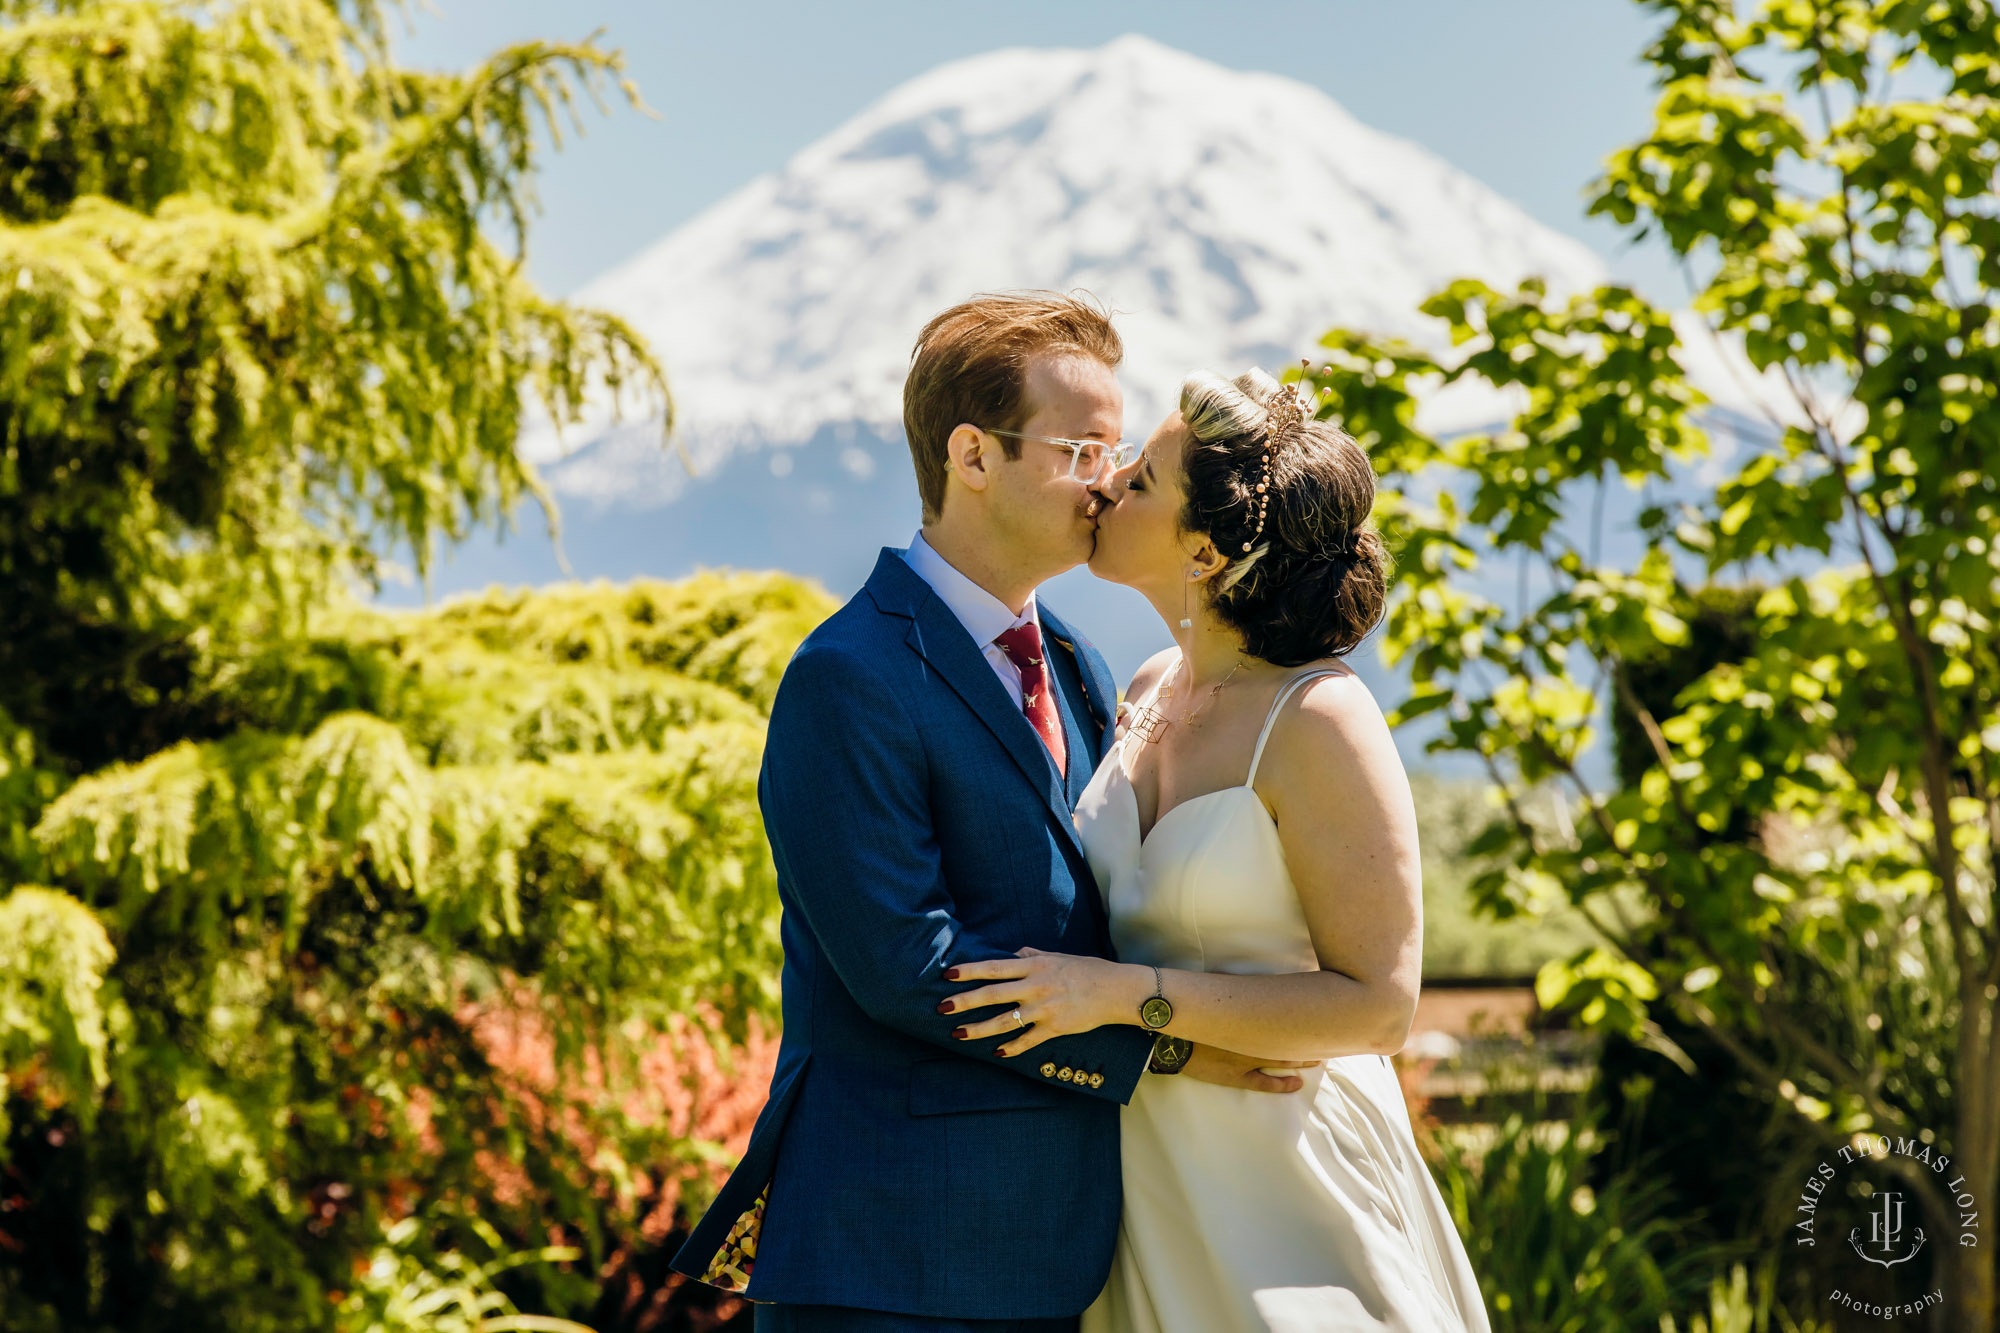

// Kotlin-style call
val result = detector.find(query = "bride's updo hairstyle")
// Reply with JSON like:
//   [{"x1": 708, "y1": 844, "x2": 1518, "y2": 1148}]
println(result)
[{"x1": 1178, "y1": 368, "x2": 1388, "y2": 667}]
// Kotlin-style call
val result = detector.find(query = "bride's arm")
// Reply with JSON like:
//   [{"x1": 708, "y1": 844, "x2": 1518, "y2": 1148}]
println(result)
[{"x1": 943, "y1": 673, "x2": 1423, "y2": 1063}]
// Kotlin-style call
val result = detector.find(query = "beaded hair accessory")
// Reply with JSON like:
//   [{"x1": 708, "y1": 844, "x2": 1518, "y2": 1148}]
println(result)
[{"x1": 1244, "y1": 361, "x2": 1326, "y2": 553}]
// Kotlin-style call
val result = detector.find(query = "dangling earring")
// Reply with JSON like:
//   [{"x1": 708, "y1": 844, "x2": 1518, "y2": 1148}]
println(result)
[{"x1": 1179, "y1": 572, "x2": 1194, "y2": 630}]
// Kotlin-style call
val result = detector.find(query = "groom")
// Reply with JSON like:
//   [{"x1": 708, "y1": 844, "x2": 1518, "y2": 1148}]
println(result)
[{"x1": 672, "y1": 293, "x2": 1292, "y2": 1332}]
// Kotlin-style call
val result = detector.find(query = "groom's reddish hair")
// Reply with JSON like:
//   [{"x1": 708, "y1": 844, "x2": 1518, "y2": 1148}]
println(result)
[{"x1": 904, "y1": 291, "x2": 1122, "y2": 522}]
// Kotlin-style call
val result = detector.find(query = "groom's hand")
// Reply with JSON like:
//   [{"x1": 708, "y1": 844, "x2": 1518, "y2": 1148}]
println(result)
[{"x1": 1181, "y1": 1045, "x2": 1315, "y2": 1094}]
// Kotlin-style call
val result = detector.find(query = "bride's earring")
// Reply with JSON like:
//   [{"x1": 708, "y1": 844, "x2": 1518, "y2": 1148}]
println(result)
[{"x1": 1179, "y1": 572, "x2": 1194, "y2": 630}]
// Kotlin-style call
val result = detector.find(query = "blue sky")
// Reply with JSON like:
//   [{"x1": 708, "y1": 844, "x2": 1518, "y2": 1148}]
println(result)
[
  {"x1": 385, "y1": 2, "x2": 1691, "y2": 759},
  {"x1": 397, "y1": 0, "x2": 1686, "y2": 302}
]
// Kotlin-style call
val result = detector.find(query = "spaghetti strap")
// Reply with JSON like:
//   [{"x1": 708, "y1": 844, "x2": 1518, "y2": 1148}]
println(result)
[
  {"x1": 1245, "y1": 669, "x2": 1345, "y2": 786},
  {"x1": 1137, "y1": 653, "x2": 1178, "y2": 712}
]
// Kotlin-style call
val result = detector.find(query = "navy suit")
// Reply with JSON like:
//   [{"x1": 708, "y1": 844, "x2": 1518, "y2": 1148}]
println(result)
[{"x1": 671, "y1": 549, "x2": 1156, "y2": 1326}]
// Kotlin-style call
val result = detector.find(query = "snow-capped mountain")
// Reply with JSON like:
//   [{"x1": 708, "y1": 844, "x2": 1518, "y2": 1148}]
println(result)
[
  {"x1": 421, "y1": 34, "x2": 1775, "y2": 693},
  {"x1": 527, "y1": 34, "x2": 1620, "y2": 503}
]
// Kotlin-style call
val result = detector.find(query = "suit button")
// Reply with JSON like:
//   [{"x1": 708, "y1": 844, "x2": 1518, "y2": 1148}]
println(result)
[
  {"x1": 1088, "y1": 1072, "x2": 1105, "y2": 1089},
  {"x1": 1058, "y1": 1067, "x2": 1075, "y2": 1082},
  {"x1": 1040, "y1": 1062, "x2": 1057, "y2": 1079}
]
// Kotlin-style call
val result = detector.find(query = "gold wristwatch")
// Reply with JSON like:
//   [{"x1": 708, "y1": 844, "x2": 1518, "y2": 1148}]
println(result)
[
  {"x1": 1148, "y1": 1033, "x2": 1193, "y2": 1074},
  {"x1": 1140, "y1": 966, "x2": 1190, "y2": 1073}
]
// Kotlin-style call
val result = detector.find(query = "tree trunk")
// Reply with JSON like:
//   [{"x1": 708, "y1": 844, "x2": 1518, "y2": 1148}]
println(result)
[
  {"x1": 1940, "y1": 1002, "x2": 1997, "y2": 1333},
  {"x1": 1942, "y1": 1239, "x2": 1993, "y2": 1333}
]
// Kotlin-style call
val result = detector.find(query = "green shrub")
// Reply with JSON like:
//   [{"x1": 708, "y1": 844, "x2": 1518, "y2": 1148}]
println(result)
[
  {"x1": 0, "y1": 573, "x2": 834, "y2": 1333},
  {"x1": 1432, "y1": 1097, "x2": 1734, "y2": 1333},
  {"x1": 1660, "y1": 1261, "x2": 1831, "y2": 1333}
]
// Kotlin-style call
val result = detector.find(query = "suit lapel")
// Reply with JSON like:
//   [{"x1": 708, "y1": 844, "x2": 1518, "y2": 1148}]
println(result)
[
  {"x1": 1060, "y1": 668, "x2": 1091, "y2": 808},
  {"x1": 1037, "y1": 605, "x2": 1120, "y2": 933},
  {"x1": 1042, "y1": 637, "x2": 1094, "y2": 807},
  {"x1": 1039, "y1": 604, "x2": 1118, "y2": 762},
  {"x1": 868, "y1": 552, "x2": 1088, "y2": 862}
]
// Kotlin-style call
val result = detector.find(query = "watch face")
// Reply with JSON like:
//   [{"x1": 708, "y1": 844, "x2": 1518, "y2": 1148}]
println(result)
[
  {"x1": 1139, "y1": 996, "x2": 1174, "y2": 1029},
  {"x1": 1151, "y1": 1035, "x2": 1193, "y2": 1073}
]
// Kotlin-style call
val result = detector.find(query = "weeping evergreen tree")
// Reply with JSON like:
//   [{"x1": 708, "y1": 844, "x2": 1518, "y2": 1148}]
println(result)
[
  {"x1": 0, "y1": 3, "x2": 827, "y2": 1329},
  {"x1": 0, "y1": 0, "x2": 665, "y2": 763}
]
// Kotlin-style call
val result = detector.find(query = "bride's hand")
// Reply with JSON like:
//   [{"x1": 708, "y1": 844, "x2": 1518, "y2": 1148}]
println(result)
[{"x1": 940, "y1": 948, "x2": 1149, "y2": 1058}]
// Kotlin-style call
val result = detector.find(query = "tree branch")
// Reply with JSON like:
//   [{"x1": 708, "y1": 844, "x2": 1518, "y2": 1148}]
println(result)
[
  {"x1": 1789, "y1": 380, "x2": 1976, "y2": 1010},
  {"x1": 1490, "y1": 690, "x2": 1892, "y2": 1106},
  {"x1": 1679, "y1": 994, "x2": 1950, "y2": 1226}
]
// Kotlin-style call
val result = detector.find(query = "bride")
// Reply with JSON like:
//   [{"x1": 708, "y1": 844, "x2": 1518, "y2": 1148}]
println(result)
[{"x1": 941, "y1": 368, "x2": 1491, "y2": 1333}]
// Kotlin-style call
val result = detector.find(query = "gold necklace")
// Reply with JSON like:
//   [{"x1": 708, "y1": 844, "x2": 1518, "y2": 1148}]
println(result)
[{"x1": 1128, "y1": 659, "x2": 1243, "y2": 745}]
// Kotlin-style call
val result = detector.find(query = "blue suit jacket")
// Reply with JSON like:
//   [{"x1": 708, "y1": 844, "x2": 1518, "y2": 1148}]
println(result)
[{"x1": 671, "y1": 549, "x2": 1156, "y2": 1319}]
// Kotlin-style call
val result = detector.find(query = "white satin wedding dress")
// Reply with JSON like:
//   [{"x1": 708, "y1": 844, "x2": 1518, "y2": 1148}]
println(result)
[{"x1": 1075, "y1": 668, "x2": 1491, "y2": 1333}]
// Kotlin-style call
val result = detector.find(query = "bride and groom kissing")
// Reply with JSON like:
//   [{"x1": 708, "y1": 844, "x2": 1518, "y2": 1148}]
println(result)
[{"x1": 672, "y1": 293, "x2": 1490, "y2": 1333}]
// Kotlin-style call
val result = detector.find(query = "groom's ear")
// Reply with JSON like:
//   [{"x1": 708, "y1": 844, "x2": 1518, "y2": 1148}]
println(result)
[{"x1": 944, "y1": 423, "x2": 993, "y2": 494}]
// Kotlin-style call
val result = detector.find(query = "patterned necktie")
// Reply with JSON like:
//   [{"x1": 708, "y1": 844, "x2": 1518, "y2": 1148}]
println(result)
[{"x1": 993, "y1": 621, "x2": 1068, "y2": 780}]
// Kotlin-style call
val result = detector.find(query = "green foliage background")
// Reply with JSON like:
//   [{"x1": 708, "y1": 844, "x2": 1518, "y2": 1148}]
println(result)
[
  {"x1": 1309, "y1": 1, "x2": 2000, "y2": 1323},
  {"x1": 0, "y1": 1, "x2": 845, "y2": 1328},
  {"x1": 1414, "y1": 774, "x2": 1598, "y2": 978},
  {"x1": 3, "y1": 574, "x2": 834, "y2": 1331}
]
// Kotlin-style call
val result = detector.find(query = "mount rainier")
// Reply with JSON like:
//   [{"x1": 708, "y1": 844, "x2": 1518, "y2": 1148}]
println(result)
[
  {"x1": 422, "y1": 34, "x2": 1758, "y2": 682},
  {"x1": 531, "y1": 33, "x2": 1618, "y2": 499}
]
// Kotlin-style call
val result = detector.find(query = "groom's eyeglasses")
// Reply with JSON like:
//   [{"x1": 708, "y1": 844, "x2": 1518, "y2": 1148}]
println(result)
[{"x1": 980, "y1": 429, "x2": 1141, "y2": 486}]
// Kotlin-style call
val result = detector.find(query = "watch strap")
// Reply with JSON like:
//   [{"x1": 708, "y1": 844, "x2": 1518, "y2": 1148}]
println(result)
[{"x1": 1139, "y1": 965, "x2": 1174, "y2": 1030}]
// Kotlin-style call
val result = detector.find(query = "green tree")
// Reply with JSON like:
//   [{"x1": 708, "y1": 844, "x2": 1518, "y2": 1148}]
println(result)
[
  {"x1": 1307, "y1": 1, "x2": 1999, "y2": 1324},
  {"x1": 4, "y1": 575, "x2": 827, "y2": 1331},
  {"x1": 0, "y1": 0, "x2": 663, "y2": 771},
  {"x1": 0, "y1": 2, "x2": 829, "y2": 1329}
]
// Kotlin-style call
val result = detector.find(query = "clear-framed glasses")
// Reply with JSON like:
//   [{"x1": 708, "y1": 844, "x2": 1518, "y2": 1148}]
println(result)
[{"x1": 980, "y1": 428, "x2": 1141, "y2": 485}]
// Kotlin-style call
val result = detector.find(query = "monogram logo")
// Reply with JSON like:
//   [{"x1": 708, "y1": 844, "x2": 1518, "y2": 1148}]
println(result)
[
  {"x1": 1851, "y1": 1191, "x2": 1926, "y2": 1268},
  {"x1": 1791, "y1": 1129, "x2": 1980, "y2": 1323}
]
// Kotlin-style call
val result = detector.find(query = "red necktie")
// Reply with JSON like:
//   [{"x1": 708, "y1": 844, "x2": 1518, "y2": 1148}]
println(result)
[{"x1": 994, "y1": 621, "x2": 1068, "y2": 780}]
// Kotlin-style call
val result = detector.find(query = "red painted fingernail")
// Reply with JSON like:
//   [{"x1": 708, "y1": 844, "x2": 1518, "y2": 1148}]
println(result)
[
  {"x1": 936, "y1": 1001, "x2": 953, "y2": 1014},
  {"x1": 944, "y1": 968, "x2": 961, "y2": 980},
  {"x1": 951, "y1": 1027, "x2": 968, "y2": 1040}
]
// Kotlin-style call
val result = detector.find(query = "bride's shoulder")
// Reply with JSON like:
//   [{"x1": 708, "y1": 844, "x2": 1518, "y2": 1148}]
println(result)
[
  {"x1": 1264, "y1": 664, "x2": 1395, "y2": 774},
  {"x1": 1294, "y1": 660, "x2": 1385, "y2": 718},
  {"x1": 1123, "y1": 647, "x2": 1180, "y2": 704}
]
